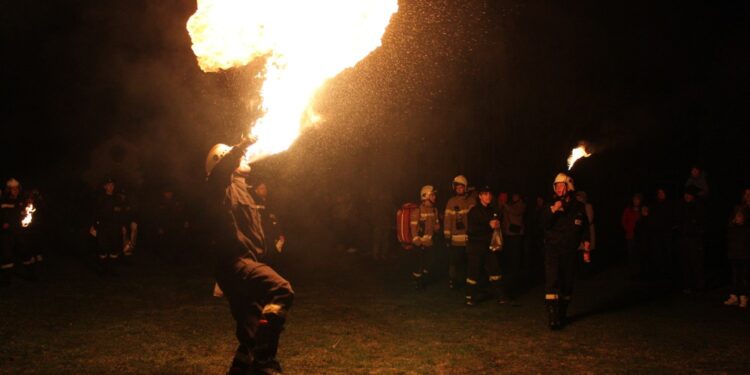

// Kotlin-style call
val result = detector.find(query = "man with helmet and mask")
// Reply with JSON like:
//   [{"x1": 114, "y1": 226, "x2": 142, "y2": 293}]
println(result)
[
  {"x1": 443, "y1": 175, "x2": 476, "y2": 289},
  {"x1": 205, "y1": 137, "x2": 294, "y2": 375},
  {"x1": 540, "y1": 173, "x2": 591, "y2": 330},
  {"x1": 410, "y1": 185, "x2": 440, "y2": 289}
]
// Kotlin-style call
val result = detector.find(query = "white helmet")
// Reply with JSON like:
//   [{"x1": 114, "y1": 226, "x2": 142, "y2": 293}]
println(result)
[
  {"x1": 553, "y1": 173, "x2": 575, "y2": 192},
  {"x1": 420, "y1": 185, "x2": 436, "y2": 200},
  {"x1": 205, "y1": 144, "x2": 234, "y2": 176},
  {"x1": 6, "y1": 178, "x2": 20, "y2": 188},
  {"x1": 452, "y1": 175, "x2": 468, "y2": 187}
]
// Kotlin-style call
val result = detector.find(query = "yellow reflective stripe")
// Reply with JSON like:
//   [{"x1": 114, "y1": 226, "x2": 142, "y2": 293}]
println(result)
[
  {"x1": 1, "y1": 263, "x2": 14, "y2": 270},
  {"x1": 262, "y1": 303, "x2": 283, "y2": 316},
  {"x1": 452, "y1": 234, "x2": 468, "y2": 242},
  {"x1": 489, "y1": 275, "x2": 502, "y2": 281},
  {"x1": 545, "y1": 294, "x2": 559, "y2": 300},
  {"x1": 444, "y1": 211, "x2": 456, "y2": 216},
  {"x1": 466, "y1": 278, "x2": 477, "y2": 285},
  {"x1": 108, "y1": 254, "x2": 119, "y2": 259},
  {"x1": 412, "y1": 272, "x2": 422, "y2": 278},
  {"x1": 98, "y1": 255, "x2": 108, "y2": 259},
  {"x1": 22, "y1": 259, "x2": 36, "y2": 265}
]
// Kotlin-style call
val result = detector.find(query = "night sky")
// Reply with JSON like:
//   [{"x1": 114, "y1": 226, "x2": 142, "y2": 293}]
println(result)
[{"x1": 2, "y1": 1, "x2": 749, "y2": 229}]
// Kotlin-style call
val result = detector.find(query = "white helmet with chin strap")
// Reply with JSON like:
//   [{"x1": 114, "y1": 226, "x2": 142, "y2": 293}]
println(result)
[
  {"x1": 452, "y1": 175, "x2": 468, "y2": 187},
  {"x1": 553, "y1": 173, "x2": 575, "y2": 192},
  {"x1": 420, "y1": 185, "x2": 436, "y2": 200},
  {"x1": 205, "y1": 144, "x2": 234, "y2": 177}
]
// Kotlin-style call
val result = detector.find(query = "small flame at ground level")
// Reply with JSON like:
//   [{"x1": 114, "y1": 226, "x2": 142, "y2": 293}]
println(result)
[
  {"x1": 21, "y1": 204, "x2": 35, "y2": 228},
  {"x1": 187, "y1": 0, "x2": 399, "y2": 163},
  {"x1": 567, "y1": 145, "x2": 591, "y2": 170}
]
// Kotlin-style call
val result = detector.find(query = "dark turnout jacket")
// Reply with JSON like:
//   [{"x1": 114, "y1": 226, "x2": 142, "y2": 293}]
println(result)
[
  {"x1": 206, "y1": 146, "x2": 266, "y2": 265},
  {"x1": 540, "y1": 194, "x2": 590, "y2": 251},
  {"x1": 677, "y1": 200, "x2": 706, "y2": 238},
  {"x1": 467, "y1": 202, "x2": 499, "y2": 244}
]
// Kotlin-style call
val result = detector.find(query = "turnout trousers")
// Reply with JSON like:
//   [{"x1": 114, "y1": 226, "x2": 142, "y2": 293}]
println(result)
[
  {"x1": 216, "y1": 257, "x2": 294, "y2": 372},
  {"x1": 544, "y1": 245, "x2": 579, "y2": 303},
  {"x1": 466, "y1": 241, "x2": 505, "y2": 304}
]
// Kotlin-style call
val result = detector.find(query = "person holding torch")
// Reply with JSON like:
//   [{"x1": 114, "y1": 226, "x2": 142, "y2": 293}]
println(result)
[
  {"x1": 205, "y1": 136, "x2": 294, "y2": 375},
  {"x1": 540, "y1": 173, "x2": 591, "y2": 330}
]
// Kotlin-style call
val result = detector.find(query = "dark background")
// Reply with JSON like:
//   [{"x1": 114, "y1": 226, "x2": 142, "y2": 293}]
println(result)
[{"x1": 2, "y1": 1, "x2": 749, "y2": 267}]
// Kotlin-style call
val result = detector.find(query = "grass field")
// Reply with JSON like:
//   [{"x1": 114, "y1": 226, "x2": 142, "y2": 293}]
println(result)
[{"x1": 2, "y1": 249, "x2": 749, "y2": 374}]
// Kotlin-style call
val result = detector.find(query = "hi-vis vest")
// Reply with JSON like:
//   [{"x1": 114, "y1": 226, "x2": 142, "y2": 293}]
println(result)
[
  {"x1": 410, "y1": 203, "x2": 439, "y2": 247},
  {"x1": 444, "y1": 194, "x2": 476, "y2": 246}
]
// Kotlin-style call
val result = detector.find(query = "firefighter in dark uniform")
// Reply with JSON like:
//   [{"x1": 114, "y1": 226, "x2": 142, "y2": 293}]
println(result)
[
  {"x1": 17, "y1": 189, "x2": 45, "y2": 280},
  {"x1": 153, "y1": 187, "x2": 190, "y2": 263},
  {"x1": 90, "y1": 178, "x2": 127, "y2": 276},
  {"x1": 1, "y1": 178, "x2": 24, "y2": 285},
  {"x1": 121, "y1": 192, "x2": 138, "y2": 264},
  {"x1": 465, "y1": 185, "x2": 507, "y2": 306},
  {"x1": 205, "y1": 138, "x2": 293, "y2": 375},
  {"x1": 250, "y1": 181, "x2": 285, "y2": 269},
  {"x1": 540, "y1": 173, "x2": 591, "y2": 330}
]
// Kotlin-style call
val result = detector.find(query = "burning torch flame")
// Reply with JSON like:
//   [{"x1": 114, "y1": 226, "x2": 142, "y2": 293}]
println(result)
[
  {"x1": 21, "y1": 204, "x2": 35, "y2": 228},
  {"x1": 567, "y1": 145, "x2": 591, "y2": 170},
  {"x1": 187, "y1": 0, "x2": 399, "y2": 163}
]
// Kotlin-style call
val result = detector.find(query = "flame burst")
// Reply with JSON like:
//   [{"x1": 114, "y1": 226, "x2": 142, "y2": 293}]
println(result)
[
  {"x1": 21, "y1": 204, "x2": 35, "y2": 228},
  {"x1": 567, "y1": 145, "x2": 591, "y2": 170},
  {"x1": 187, "y1": 0, "x2": 399, "y2": 163}
]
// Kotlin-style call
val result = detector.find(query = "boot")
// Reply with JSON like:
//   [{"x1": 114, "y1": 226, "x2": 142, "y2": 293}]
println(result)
[
  {"x1": 227, "y1": 345, "x2": 253, "y2": 375},
  {"x1": 465, "y1": 284, "x2": 476, "y2": 306},
  {"x1": 559, "y1": 300, "x2": 570, "y2": 325},
  {"x1": 25, "y1": 264, "x2": 39, "y2": 282},
  {"x1": 724, "y1": 294, "x2": 739, "y2": 306},
  {"x1": 740, "y1": 295, "x2": 748, "y2": 309},
  {"x1": 0, "y1": 269, "x2": 11, "y2": 287},
  {"x1": 547, "y1": 301, "x2": 561, "y2": 330},
  {"x1": 253, "y1": 316, "x2": 284, "y2": 374}
]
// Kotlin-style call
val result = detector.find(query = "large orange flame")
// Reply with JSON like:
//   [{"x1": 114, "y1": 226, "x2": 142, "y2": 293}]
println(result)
[{"x1": 187, "y1": 0, "x2": 399, "y2": 163}]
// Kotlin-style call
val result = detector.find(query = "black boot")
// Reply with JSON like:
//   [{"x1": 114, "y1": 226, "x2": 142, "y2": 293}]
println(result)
[
  {"x1": 253, "y1": 315, "x2": 284, "y2": 374},
  {"x1": 465, "y1": 283, "x2": 476, "y2": 306},
  {"x1": 0, "y1": 269, "x2": 11, "y2": 287},
  {"x1": 559, "y1": 300, "x2": 570, "y2": 326},
  {"x1": 227, "y1": 345, "x2": 253, "y2": 375},
  {"x1": 547, "y1": 301, "x2": 561, "y2": 330}
]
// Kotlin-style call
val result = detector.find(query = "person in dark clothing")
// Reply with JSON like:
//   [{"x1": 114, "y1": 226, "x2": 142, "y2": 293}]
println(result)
[
  {"x1": 724, "y1": 200, "x2": 750, "y2": 308},
  {"x1": 1, "y1": 178, "x2": 24, "y2": 285},
  {"x1": 540, "y1": 173, "x2": 591, "y2": 330},
  {"x1": 633, "y1": 206, "x2": 653, "y2": 280},
  {"x1": 205, "y1": 138, "x2": 293, "y2": 375},
  {"x1": 17, "y1": 189, "x2": 45, "y2": 281},
  {"x1": 676, "y1": 184, "x2": 707, "y2": 294},
  {"x1": 90, "y1": 178, "x2": 127, "y2": 276},
  {"x1": 465, "y1": 185, "x2": 507, "y2": 306},
  {"x1": 648, "y1": 188, "x2": 677, "y2": 282},
  {"x1": 153, "y1": 188, "x2": 190, "y2": 263}
]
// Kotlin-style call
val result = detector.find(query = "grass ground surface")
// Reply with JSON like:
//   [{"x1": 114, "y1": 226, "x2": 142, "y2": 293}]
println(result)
[{"x1": 1, "y1": 250, "x2": 749, "y2": 374}]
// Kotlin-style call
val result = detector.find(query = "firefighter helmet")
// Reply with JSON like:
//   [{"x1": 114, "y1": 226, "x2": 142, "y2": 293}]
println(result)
[
  {"x1": 205, "y1": 144, "x2": 233, "y2": 176},
  {"x1": 420, "y1": 185, "x2": 436, "y2": 200},
  {"x1": 6, "y1": 178, "x2": 20, "y2": 188},
  {"x1": 552, "y1": 173, "x2": 575, "y2": 192},
  {"x1": 452, "y1": 175, "x2": 468, "y2": 187}
]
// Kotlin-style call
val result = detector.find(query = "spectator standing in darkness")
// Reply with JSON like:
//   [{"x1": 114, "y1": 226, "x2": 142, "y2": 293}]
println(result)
[{"x1": 622, "y1": 194, "x2": 643, "y2": 279}]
